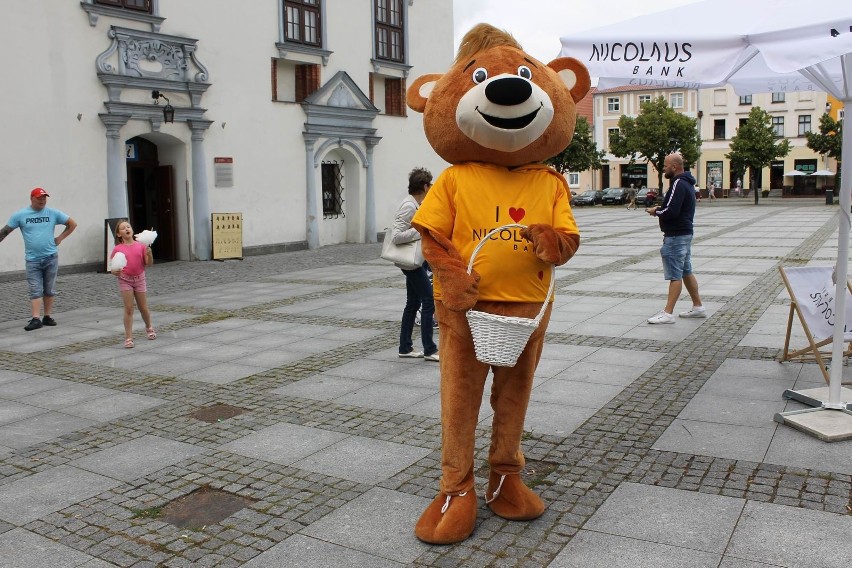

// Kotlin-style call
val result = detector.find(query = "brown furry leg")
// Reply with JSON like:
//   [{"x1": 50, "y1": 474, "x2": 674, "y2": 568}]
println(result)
[
  {"x1": 415, "y1": 301, "x2": 489, "y2": 544},
  {"x1": 483, "y1": 301, "x2": 552, "y2": 521}
]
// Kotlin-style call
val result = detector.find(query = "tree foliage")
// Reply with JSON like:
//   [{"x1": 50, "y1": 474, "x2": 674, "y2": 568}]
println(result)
[
  {"x1": 608, "y1": 96, "x2": 701, "y2": 190},
  {"x1": 806, "y1": 112, "x2": 843, "y2": 162},
  {"x1": 546, "y1": 116, "x2": 607, "y2": 174},
  {"x1": 726, "y1": 106, "x2": 791, "y2": 204}
]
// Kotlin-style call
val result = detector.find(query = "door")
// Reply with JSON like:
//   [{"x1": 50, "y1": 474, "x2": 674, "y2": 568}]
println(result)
[
  {"x1": 155, "y1": 166, "x2": 176, "y2": 260},
  {"x1": 126, "y1": 137, "x2": 177, "y2": 261}
]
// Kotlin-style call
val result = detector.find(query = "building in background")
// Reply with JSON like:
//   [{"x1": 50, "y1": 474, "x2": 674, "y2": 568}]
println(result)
[
  {"x1": 698, "y1": 86, "x2": 834, "y2": 197},
  {"x1": 0, "y1": 0, "x2": 453, "y2": 275},
  {"x1": 593, "y1": 85, "x2": 699, "y2": 191},
  {"x1": 591, "y1": 83, "x2": 835, "y2": 198}
]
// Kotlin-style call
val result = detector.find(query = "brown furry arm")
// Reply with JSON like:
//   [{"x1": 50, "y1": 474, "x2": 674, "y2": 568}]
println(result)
[
  {"x1": 414, "y1": 224, "x2": 480, "y2": 311},
  {"x1": 519, "y1": 224, "x2": 579, "y2": 266}
]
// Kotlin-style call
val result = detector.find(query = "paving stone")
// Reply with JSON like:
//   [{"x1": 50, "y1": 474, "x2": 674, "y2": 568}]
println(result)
[{"x1": 0, "y1": 207, "x2": 850, "y2": 567}]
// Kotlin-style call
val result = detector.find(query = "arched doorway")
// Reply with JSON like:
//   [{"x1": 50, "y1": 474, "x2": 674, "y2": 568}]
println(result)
[{"x1": 125, "y1": 136, "x2": 177, "y2": 261}]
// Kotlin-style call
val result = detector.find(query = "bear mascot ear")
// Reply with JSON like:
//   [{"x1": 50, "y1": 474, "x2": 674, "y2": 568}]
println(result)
[
  {"x1": 547, "y1": 57, "x2": 591, "y2": 103},
  {"x1": 406, "y1": 73, "x2": 443, "y2": 113}
]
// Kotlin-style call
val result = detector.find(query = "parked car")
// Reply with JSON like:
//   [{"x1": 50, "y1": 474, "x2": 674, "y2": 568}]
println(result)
[
  {"x1": 571, "y1": 189, "x2": 602, "y2": 206},
  {"x1": 601, "y1": 188, "x2": 627, "y2": 205},
  {"x1": 636, "y1": 187, "x2": 659, "y2": 206}
]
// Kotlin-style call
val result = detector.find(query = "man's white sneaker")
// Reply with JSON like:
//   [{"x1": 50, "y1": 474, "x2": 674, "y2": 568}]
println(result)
[
  {"x1": 679, "y1": 307, "x2": 707, "y2": 318},
  {"x1": 647, "y1": 311, "x2": 676, "y2": 324},
  {"x1": 399, "y1": 351, "x2": 424, "y2": 358}
]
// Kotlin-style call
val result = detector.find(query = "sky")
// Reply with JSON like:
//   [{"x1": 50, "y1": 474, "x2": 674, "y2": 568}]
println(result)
[{"x1": 453, "y1": 0, "x2": 703, "y2": 64}]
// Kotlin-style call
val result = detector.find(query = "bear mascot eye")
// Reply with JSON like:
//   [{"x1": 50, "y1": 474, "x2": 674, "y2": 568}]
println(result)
[
  {"x1": 472, "y1": 67, "x2": 488, "y2": 84},
  {"x1": 517, "y1": 65, "x2": 532, "y2": 80}
]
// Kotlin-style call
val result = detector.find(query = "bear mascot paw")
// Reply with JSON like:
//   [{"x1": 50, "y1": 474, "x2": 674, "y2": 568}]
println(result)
[{"x1": 414, "y1": 491, "x2": 479, "y2": 545}]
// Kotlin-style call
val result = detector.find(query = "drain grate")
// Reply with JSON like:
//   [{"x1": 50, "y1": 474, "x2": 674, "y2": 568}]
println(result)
[
  {"x1": 160, "y1": 487, "x2": 256, "y2": 529},
  {"x1": 189, "y1": 403, "x2": 245, "y2": 423}
]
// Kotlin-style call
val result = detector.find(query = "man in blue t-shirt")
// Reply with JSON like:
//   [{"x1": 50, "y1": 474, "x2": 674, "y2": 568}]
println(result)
[{"x1": 0, "y1": 188, "x2": 77, "y2": 331}]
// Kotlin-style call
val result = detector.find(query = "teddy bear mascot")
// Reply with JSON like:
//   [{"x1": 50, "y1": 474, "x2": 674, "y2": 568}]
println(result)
[{"x1": 406, "y1": 23, "x2": 590, "y2": 544}]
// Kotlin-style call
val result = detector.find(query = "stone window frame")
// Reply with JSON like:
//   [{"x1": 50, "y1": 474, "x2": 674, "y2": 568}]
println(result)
[{"x1": 81, "y1": 0, "x2": 165, "y2": 32}]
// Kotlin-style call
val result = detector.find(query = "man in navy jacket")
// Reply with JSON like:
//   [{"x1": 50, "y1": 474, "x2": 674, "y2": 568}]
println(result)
[{"x1": 645, "y1": 153, "x2": 706, "y2": 324}]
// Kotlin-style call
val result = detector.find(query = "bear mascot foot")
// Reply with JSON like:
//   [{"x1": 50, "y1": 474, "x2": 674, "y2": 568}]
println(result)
[
  {"x1": 485, "y1": 472, "x2": 545, "y2": 521},
  {"x1": 414, "y1": 490, "x2": 478, "y2": 544}
]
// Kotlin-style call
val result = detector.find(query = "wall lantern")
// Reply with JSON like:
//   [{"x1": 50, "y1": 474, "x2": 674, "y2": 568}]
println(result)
[
  {"x1": 826, "y1": 102, "x2": 832, "y2": 114},
  {"x1": 151, "y1": 90, "x2": 175, "y2": 123}
]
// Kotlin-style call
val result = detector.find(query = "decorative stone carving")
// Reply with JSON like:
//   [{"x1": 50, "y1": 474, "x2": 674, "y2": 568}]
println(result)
[
  {"x1": 97, "y1": 27, "x2": 209, "y2": 83},
  {"x1": 328, "y1": 84, "x2": 358, "y2": 109}
]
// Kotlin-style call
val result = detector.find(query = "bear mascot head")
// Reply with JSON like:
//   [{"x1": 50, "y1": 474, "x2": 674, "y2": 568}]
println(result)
[
  {"x1": 406, "y1": 24, "x2": 590, "y2": 545},
  {"x1": 408, "y1": 23, "x2": 590, "y2": 167}
]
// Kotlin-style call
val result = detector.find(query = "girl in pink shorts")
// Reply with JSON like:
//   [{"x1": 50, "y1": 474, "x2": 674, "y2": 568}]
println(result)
[{"x1": 109, "y1": 220, "x2": 155, "y2": 348}]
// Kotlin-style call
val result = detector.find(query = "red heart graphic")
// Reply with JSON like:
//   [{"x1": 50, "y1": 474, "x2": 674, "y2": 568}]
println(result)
[
  {"x1": 509, "y1": 207, "x2": 525, "y2": 223},
  {"x1": 538, "y1": 271, "x2": 544, "y2": 280}
]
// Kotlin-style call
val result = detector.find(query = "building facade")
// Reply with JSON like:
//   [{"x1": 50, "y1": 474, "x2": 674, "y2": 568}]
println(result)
[
  {"x1": 0, "y1": 0, "x2": 453, "y2": 274},
  {"x1": 593, "y1": 85, "x2": 700, "y2": 191},
  {"x1": 699, "y1": 86, "x2": 835, "y2": 196},
  {"x1": 592, "y1": 84, "x2": 837, "y2": 197}
]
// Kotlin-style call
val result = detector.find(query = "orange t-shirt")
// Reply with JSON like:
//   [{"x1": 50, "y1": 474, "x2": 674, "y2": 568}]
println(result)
[{"x1": 413, "y1": 162, "x2": 579, "y2": 303}]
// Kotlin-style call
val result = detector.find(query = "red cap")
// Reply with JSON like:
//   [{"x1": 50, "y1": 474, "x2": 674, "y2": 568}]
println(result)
[{"x1": 30, "y1": 188, "x2": 49, "y2": 198}]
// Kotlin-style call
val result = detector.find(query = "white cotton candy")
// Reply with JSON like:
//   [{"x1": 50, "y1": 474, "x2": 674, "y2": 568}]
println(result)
[
  {"x1": 135, "y1": 229, "x2": 158, "y2": 246},
  {"x1": 111, "y1": 251, "x2": 127, "y2": 270}
]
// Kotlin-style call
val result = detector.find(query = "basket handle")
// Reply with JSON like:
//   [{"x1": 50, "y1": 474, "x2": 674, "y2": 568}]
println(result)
[{"x1": 466, "y1": 223, "x2": 556, "y2": 325}]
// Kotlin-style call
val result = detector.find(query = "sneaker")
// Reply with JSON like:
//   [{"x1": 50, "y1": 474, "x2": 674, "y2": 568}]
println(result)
[
  {"x1": 399, "y1": 351, "x2": 424, "y2": 358},
  {"x1": 647, "y1": 311, "x2": 675, "y2": 325},
  {"x1": 24, "y1": 318, "x2": 43, "y2": 331},
  {"x1": 679, "y1": 306, "x2": 708, "y2": 319},
  {"x1": 42, "y1": 315, "x2": 57, "y2": 326},
  {"x1": 424, "y1": 352, "x2": 440, "y2": 362}
]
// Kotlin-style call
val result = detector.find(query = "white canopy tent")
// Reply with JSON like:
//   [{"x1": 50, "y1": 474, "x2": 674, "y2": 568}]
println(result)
[{"x1": 561, "y1": 0, "x2": 852, "y2": 438}]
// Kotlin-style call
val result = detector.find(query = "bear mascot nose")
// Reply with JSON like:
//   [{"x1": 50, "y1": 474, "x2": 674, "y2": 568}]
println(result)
[{"x1": 485, "y1": 77, "x2": 532, "y2": 106}]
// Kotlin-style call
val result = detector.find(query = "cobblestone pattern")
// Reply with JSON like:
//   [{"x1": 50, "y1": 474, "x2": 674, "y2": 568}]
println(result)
[{"x1": 1, "y1": 207, "x2": 850, "y2": 566}]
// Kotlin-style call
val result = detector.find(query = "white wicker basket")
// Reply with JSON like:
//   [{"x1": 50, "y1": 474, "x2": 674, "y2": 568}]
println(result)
[{"x1": 465, "y1": 224, "x2": 556, "y2": 367}]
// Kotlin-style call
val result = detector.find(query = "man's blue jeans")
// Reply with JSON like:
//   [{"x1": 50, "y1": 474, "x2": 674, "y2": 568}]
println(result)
[
  {"x1": 661, "y1": 235, "x2": 693, "y2": 281},
  {"x1": 25, "y1": 253, "x2": 59, "y2": 299}
]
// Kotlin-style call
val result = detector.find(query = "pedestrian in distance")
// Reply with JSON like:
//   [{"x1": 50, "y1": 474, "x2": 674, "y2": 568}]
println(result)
[
  {"x1": 645, "y1": 153, "x2": 706, "y2": 324},
  {"x1": 708, "y1": 183, "x2": 716, "y2": 202},
  {"x1": 626, "y1": 183, "x2": 637, "y2": 210},
  {"x1": 392, "y1": 167, "x2": 439, "y2": 362},
  {"x1": 109, "y1": 220, "x2": 156, "y2": 348},
  {"x1": 0, "y1": 188, "x2": 77, "y2": 331}
]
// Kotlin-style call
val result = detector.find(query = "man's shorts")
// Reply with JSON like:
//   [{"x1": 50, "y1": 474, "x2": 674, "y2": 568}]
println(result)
[
  {"x1": 25, "y1": 253, "x2": 59, "y2": 299},
  {"x1": 117, "y1": 273, "x2": 147, "y2": 293},
  {"x1": 660, "y1": 234, "x2": 693, "y2": 281}
]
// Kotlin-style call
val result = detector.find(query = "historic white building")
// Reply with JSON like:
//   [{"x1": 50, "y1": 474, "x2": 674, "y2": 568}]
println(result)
[{"x1": 0, "y1": 0, "x2": 453, "y2": 274}]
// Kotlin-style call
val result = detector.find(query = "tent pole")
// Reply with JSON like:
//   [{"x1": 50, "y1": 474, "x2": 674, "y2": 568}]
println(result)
[{"x1": 828, "y1": 90, "x2": 852, "y2": 408}]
